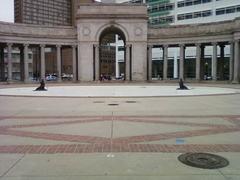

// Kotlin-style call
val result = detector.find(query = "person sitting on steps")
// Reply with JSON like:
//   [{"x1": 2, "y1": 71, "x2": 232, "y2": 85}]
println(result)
[
  {"x1": 35, "y1": 79, "x2": 47, "y2": 91},
  {"x1": 177, "y1": 78, "x2": 189, "y2": 90}
]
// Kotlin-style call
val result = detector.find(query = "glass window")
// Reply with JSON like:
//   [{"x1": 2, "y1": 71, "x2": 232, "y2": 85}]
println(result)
[
  {"x1": 202, "y1": 0, "x2": 211, "y2": 3},
  {"x1": 237, "y1": 6, "x2": 240, "y2": 12},
  {"x1": 193, "y1": 0, "x2": 201, "y2": 5},
  {"x1": 177, "y1": 2, "x2": 184, "y2": 8},
  {"x1": 226, "y1": 7, "x2": 235, "y2": 14},
  {"x1": 216, "y1": 9, "x2": 225, "y2": 15},
  {"x1": 185, "y1": 13, "x2": 193, "y2": 19},
  {"x1": 178, "y1": 15, "x2": 185, "y2": 20},
  {"x1": 194, "y1": 12, "x2": 201, "y2": 18},
  {"x1": 185, "y1": 0, "x2": 193, "y2": 6}
]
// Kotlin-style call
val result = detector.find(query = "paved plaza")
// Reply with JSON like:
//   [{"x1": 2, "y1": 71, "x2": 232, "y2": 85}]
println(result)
[
  {"x1": 0, "y1": 83, "x2": 240, "y2": 180},
  {"x1": 0, "y1": 85, "x2": 240, "y2": 97}
]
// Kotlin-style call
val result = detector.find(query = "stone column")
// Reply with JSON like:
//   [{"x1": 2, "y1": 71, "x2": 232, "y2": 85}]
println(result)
[
  {"x1": 196, "y1": 44, "x2": 201, "y2": 81},
  {"x1": 19, "y1": 47, "x2": 24, "y2": 81},
  {"x1": 179, "y1": 44, "x2": 185, "y2": 80},
  {"x1": 219, "y1": 44, "x2": 225, "y2": 80},
  {"x1": 163, "y1": 45, "x2": 168, "y2": 80},
  {"x1": 94, "y1": 44, "x2": 100, "y2": 81},
  {"x1": 125, "y1": 44, "x2": 131, "y2": 81},
  {"x1": 7, "y1": 43, "x2": 13, "y2": 82},
  {"x1": 233, "y1": 40, "x2": 240, "y2": 83},
  {"x1": 77, "y1": 45, "x2": 81, "y2": 81},
  {"x1": 115, "y1": 35, "x2": 119, "y2": 78},
  {"x1": 40, "y1": 44, "x2": 45, "y2": 80},
  {"x1": 200, "y1": 45, "x2": 205, "y2": 79},
  {"x1": 56, "y1": 45, "x2": 62, "y2": 82},
  {"x1": 212, "y1": 42, "x2": 217, "y2": 81},
  {"x1": 0, "y1": 46, "x2": 4, "y2": 81},
  {"x1": 229, "y1": 42, "x2": 234, "y2": 81},
  {"x1": 72, "y1": 45, "x2": 77, "y2": 82},
  {"x1": 173, "y1": 49, "x2": 178, "y2": 78},
  {"x1": 24, "y1": 44, "x2": 29, "y2": 83},
  {"x1": 148, "y1": 45, "x2": 152, "y2": 81}
]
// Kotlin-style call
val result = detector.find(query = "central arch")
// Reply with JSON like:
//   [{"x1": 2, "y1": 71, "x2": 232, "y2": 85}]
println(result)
[{"x1": 98, "y1": 26, "x2": 126, "y2": 81}]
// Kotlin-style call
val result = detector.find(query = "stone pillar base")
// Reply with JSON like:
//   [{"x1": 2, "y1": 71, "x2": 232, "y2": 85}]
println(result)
[{"x1": 232, "y1": 80, "x2": 239, "y2": 84}]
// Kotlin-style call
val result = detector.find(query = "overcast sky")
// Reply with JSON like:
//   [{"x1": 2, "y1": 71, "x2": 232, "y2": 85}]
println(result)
[{"x1": 0, "y1": 0, "x2": 14, "y2": 22}]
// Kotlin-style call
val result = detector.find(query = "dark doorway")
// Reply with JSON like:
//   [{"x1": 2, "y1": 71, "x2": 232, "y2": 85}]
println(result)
[{"x1": 99, "y1": 27, "x2": 126, "y2": 81}]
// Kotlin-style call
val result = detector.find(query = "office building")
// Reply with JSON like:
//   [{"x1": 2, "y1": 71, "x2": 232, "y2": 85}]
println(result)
[
  {"x1": 120, "y1": 0, "x2": 240, "y2": 26},
  {"x1": 14, "y1": 0, "x2": 95, "y2": 26}
]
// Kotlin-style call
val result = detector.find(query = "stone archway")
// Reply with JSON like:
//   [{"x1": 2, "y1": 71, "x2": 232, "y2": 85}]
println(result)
[
  {"x1": 98, "y1": 26, "x2": 126, "y2": 81},
  {"x1": 77, "y1": 4, "x2": 148, "y2": 82}
]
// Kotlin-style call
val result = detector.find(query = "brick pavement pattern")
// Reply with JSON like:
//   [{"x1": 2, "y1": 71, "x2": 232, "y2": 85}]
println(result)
[{"x1": 0, "y1": 115, "x2": 240, "y2": 154}]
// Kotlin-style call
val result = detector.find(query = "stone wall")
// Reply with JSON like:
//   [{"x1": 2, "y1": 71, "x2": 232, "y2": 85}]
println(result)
[{"x1": 0, "y1": 22, "x2": 77, "y2": 45}]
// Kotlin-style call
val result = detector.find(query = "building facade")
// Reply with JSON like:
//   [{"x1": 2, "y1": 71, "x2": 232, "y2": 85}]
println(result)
[
  {"x1": 14, "y1": 0, "x2": 95, "y2": 26},
  {"x1": 0, "y1": 4, "x2": 240, "y2": 84},
  {"x1": 119, "y1": 0, "x2": 240, "y2": 26}
]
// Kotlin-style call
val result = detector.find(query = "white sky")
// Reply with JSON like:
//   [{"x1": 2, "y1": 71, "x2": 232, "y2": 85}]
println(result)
[{"x1": 0, "y1": 0, "x2": 14, "y2": 22}]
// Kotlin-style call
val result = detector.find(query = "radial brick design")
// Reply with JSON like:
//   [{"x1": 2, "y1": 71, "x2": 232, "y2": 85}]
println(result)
[{"x1": 0, "y1": 115, "x2": 240, "y2": 154}]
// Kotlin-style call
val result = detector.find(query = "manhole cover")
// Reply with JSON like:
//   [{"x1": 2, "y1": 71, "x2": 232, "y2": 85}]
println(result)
[
  {"x1": 108, "y1": 104, "x2": 119, "y2": 106},
  {"x1": 178, "y1": 153, "x2": 229, "y2": 169},
  {"x1": 126, "y1": 101, "x2": 137, "y2": 103},
  {"x1": 93, "y1": 101, "x2": 105, "y2": 103}
]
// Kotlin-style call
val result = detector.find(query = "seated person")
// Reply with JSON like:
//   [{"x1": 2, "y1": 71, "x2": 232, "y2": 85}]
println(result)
[
  {"x1": 177, "y1": 78, "x2": 188, "y2": 90},
  {"x1": 35, "y1": 79, "x2": 47, "y2": 91}
]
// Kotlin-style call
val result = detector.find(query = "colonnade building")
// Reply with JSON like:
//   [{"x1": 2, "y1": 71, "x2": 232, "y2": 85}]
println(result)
[{"x1": 0, "y1": 3, "x2": 239, "y2": 83}]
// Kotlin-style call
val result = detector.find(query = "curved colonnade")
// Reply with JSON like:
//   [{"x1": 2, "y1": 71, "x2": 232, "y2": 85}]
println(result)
[
  {"x1": 0, "y1": 17, "x2": 239, "y2": 83},
  {"x1": 147, "y1": 18, "x2": 240, "y2": 83},
  {"x1": 0, "y1": 22, "x2": 77, "y2": 83}
]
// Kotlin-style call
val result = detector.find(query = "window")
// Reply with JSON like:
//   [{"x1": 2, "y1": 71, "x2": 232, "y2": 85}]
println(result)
[
  {"x1": 177, "y1": 10, "x2": 212, "y2": 21},
  {"x1": 185, "y1": 13, "x2": 193, "y2": 19},
  {"x1": 185, "y1": 0, "x2": 193, "y2": 7},
  {"x1": 178, "y1": 2, "x2": 184, "y2": 7},
  {"x1": 216, "y1": 8, "x2": 225, "y2": 15},
  {"x1": 194, "y1": 12, "x2": 201, "y2": 18},
  {"x1": 202, "y1": 10, "x2": 212, "y2": 17},
  {"x1": 193, "y1": 0, "x2": 201, "y2": 5},
  {"x1": 226, "y1": 7, "x2": 235, "y2": 14},
  {"x1": 177, "y1": 14, "x2": 185, "y2": 20},
  {"x1": 216, "y1": 5, "x2": 240, "y2": 16},
  {"x1": 177, "y1": 0, "x2": 212, "y2": 8},
  {"x1": 202, "y1": 0, "x2": 211, "y2": 3}
]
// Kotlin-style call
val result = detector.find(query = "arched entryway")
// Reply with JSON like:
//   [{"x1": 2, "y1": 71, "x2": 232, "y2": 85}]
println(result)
[{"x1": 98, "y1": 27, "x2": 126, "y2": 81}]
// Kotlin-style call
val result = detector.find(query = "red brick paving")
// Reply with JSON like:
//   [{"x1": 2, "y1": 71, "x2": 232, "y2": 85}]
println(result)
[
  {"x1": 225, "y1": 117, "x2": 240, "y2": 127},
  {"x1": 0, "y1": 144, "x2": 240, "y2": 154},
  {"x1": 113, "y1": 127, "x2": 240, "y2": 144},
  {"x1": 0, "y1": 115, "x2": 240, "y2": 154}
]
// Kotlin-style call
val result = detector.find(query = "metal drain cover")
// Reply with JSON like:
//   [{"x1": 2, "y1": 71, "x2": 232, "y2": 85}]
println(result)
[
  {"x1": 126, "y1": 101, "x2": 137, "y2": 103},
  {"x1": 108, "y1": 104, "x2": 119, "y2": 106},
  {"x1": 93, "y1": 101, "x2": 105, "y2": 103},
  {"x1": 178, "y1": 153, "x2": 229, "y2": 169}
]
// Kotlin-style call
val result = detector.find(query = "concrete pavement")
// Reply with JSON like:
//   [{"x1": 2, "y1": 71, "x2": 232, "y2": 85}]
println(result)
[{"x1": 0, "y1": 83, "x2": 240, "y2": 180}]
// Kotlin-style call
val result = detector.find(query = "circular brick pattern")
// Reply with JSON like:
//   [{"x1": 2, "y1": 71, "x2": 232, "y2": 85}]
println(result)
[{"x1": 178, "y1": 153, "x2": 229, "y2": 169}]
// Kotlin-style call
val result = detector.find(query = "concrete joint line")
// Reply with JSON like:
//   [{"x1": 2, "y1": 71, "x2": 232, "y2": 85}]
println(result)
[
  {"x1": 217, "y1": 169, "x2": 230, "y2": 180},
  {"x1": 107, "y1": 112, "x2": 115, "y2": 158},
  {"x1": 0, "y1": 154, "x2": 25, "y2": 178}
]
